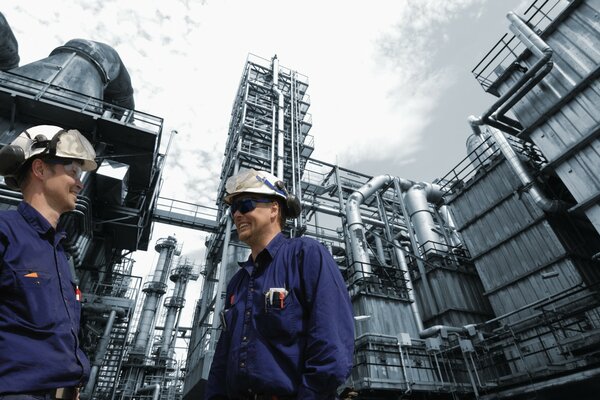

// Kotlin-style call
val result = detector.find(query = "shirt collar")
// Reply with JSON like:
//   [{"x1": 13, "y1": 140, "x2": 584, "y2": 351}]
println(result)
[
  {"x1": 18, "y1": 201, "x2": 65, "y2": 242},
  {"x1": 240, "y1": 232, "x2": 287, "y2": 272}
]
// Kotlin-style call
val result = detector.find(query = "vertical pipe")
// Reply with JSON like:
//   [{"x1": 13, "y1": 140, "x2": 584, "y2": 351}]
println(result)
[
  {"x1": 345, "y1": 175, "x2": 395, "y2": 275},
  {"x1": 398, "y1": 342, "x2": 411, "y2": 393},
  {"x1": 404, "y1": 183, "x2": 446, "y2": 255},
  {"x1": 83, "y1": 309, "x2": 118, "y2": 395},
  {"x1": 270, "y1": 55, "x2": 279, "y2": 175},
  {"x1": 393, "y1": 239, "x2": 424, "y2": 332},
  {"x1": 290, "y1": 72, "x2": 298, "y2": 232},
  {"x1": 373, "y1": 235, "x2": 386, "y2": 264},
  {"x1": 394, "y1": 180, "x2": 439, "y2": 317},
  {"x1": 276, "y1": 90, "x2": 285, "y2": 180}
]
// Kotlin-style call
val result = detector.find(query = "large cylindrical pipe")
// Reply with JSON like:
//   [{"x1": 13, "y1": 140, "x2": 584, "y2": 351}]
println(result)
[
  {"x1": 404, "y1": 183, "x2": 447, "y2": 256},
  {"x1": 0, "y1": 12, "x2": 19, "y2": 70},
  {"x1": 393, "y1": 240, "x2": 424, "y2": 332},
  {"x1": 479, "y1": 12, "x2": 553, "y2": 134},
  {"x1": 469, "y1": 116, "x2": 567, "y2": 212},
  {"x1": 10, "y1": 39, "x2": 134, "y2": 111},
  {"x1": 84, "y1": 309, "x2": 118, "y2": 395},
  {"x1": 346, "y1": 175, "x2": 396, "y2": 274}
]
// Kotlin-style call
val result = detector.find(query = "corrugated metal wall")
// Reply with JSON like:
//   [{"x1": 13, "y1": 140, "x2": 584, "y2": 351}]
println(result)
[
  {"x1": 493, "y1": 0, "x2": 600, "y2": 236},
  {"x1": 446, "y1": 157, "x2": 600, "y2": 319},
  {"x1": 412, "y1": 266, "x2": 492, "y2": 327}
]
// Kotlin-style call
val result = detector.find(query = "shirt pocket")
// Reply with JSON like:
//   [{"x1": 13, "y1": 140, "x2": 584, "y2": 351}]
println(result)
[
  {"x1": 256, "y1": 293, "x2": 302, "y2": 340},
  {"x1": 14, "y1": 268, "x2": 52, "y2": 288},
  {"x1": 13, "y1": 268, "x2": 57, "y2": 329}
]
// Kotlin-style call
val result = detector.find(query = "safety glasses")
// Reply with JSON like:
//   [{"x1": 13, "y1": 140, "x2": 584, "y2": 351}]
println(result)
[
  {"x1": 63, "y1": 162, "x2": 83, "y2": 180},
  {"x1": 44, "y1": 158, "x2": 84, "y2": 180},
  {"x1": 230, "y1": 198, "x2": 273, "y2": 215}
]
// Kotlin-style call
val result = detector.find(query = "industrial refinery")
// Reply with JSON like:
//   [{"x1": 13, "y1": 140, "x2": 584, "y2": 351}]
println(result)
[{"x1": 1, "y1": 0, "x2": 599, "y2": 399}]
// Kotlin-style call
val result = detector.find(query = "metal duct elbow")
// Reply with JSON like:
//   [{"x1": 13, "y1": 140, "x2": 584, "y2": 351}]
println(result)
[
  {"x1": 0, "y1": 12, "x2": 19, "y2": 70},
  {"x1": 419, "y1": 324, "x2": 465, "y2": 339},
  {"x1": 346, "y1": 175, "x2": 395, "y2": 227},
  {"x1": 51, "y1": 39, "x2": 135, "y2": 110},
  {"x1": 346, "y1": 175, "x2": 395, "y2": 273},
  {"x1": 507, "y1": 12, "x2": 552, "y2": 59},
  {"x1": 470, "y1": 116, "x2": 568, "y2": 212}
]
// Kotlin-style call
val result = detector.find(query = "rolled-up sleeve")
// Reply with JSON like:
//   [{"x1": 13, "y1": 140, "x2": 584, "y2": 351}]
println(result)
[{"x1": 298, "y1": 241, "x2": 354, "y2": 398}]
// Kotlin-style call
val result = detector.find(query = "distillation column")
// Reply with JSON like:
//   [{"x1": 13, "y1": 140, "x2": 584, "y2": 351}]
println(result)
[
  {"x1": 132, "y1": 236, "x2": 180, "y2": 357},
  {"x1": 159, "y1": 260, "x2": 200, "y2": 361}
]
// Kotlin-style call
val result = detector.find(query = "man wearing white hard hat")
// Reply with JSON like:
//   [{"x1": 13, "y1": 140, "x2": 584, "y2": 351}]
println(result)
[
  {"x1": 0, "y1": 125, "x2": 95, "y2": 399},
  {"x1": 206, "y1": 168, "x2": 355, "y2": 400}
]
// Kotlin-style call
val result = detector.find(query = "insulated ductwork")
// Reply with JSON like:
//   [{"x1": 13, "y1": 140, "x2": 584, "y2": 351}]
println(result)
[
  {"x1": 346, "y1": 175, "x2": 396, "y2": 274},
  {"x1": 469, "y1": 116, "x2": 567, "y2": 212},
  {"x1": 6, "y1": 38, "x2": 134, "y2": 112},
  {"x1": 404, "y1": 182, "x2": 446, "y2": 256},
  {"x1": 0, "y1": 12, "x2": 19, "y2": 70}
]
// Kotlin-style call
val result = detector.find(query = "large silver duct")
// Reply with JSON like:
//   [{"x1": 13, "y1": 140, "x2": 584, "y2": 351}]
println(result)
[
  {"x1": 346, "y1": 176, "x2": 425, "y2": 331},
  {"x1": 0, "y1": 12, "x2": 19, "y2": 70},
  {"x1": 133, "y1": 236, "x2": 179, "y2": 354},
  {"x1": 9, "y1": 39, "x2": 134, "y2": 111},
  {"x1": 345, "y1": 174, "x2": 396, "y2": 274},
  {"x1": 469, "y1": 116, "x2": 567, "y2": 212},
  {"x1": 403, "y1": 182, "x2": 446, "y2": 256}
]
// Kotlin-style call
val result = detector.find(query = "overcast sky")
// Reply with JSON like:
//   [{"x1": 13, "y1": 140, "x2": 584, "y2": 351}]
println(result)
[{"x1": 2, "y1": 0, "x2": 529, "y2": 350}]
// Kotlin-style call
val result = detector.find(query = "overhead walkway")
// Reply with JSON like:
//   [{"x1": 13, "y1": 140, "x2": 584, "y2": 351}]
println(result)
[{"x1": 152, "y1": 197, "x2": 219, "y2": 233}]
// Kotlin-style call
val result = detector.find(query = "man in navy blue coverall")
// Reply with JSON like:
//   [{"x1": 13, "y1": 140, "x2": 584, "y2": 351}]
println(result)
[
  {"x1": 0, "y1": 125, "x2": 96, "y2": 399},
  {"x1": 205, "y1": 168, "x2": 355, "y2": 399}
]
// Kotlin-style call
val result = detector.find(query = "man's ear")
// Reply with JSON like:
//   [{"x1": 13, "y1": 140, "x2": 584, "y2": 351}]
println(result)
[
  {"x1": 31, "y1": 158, "x2": 45, "y2": 180},
  {"x1": 270, "y1": 200, "x2": 280, "y2": 220}
]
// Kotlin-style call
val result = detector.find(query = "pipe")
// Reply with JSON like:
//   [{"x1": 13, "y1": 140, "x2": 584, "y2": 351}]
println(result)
[
  {"x1": 346, "y1": 175, "x2": 396, "y2": 274},
  {"x1": 480, "y1": 12, "x2": 553, "y2": 134},
  {"x1": 437, "y1": 205, "x2": 462, "y2": 248},
  {"x1": 0, "y1": 12, "x2": 19, "y2": 70},
  {"x1": 394, "y1": 179, "x2": 439, "y2": 318},
  {"x1": 393, "y1": 240, "x2": 424, "y2": 332},
  {"x1": 419, "y1": 324, "x2": 466, "y2": 339},
  {"x1": 50, "y1": 39, "x2": 135, "y2": 110},
  {"x1": 271, "y1": 55, "x2": 285, "y2": 180},
  {"x1": 136, "y1": 384, "x2": 161, "y2": 400},
  {"x1": 83, "y1": 309, "x2": 118, "y2": 396},
  {"x1": 398, "y1": 342, "x2": 412, "y2": 394},
  {"x1": 374, "y1": 235, "x2": 386, "y2": 264},
  {"x1": 290, "y1": 72, "x2": 297, "y2": 226},
  {"x1": 270, "y1": 56, "x2": 279, "y2": 175},
  {"x1": 274, "y1": 87, "x2": 285, "y2": 180},
  {"x1": 469, "y1": 116, "x2": 567, "y2": 212},
  {"x1": 404, "y1": 183, "x2": 447, "y2": 255}
]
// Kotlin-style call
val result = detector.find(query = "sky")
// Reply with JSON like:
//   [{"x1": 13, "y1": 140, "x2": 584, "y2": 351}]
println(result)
[{"x1": 2, "y1": 0, "x2": 529, "y2": 355}]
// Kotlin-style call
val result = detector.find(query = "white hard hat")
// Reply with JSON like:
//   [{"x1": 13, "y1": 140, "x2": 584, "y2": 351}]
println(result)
[
  {"x1": 224, "y1": 168, "x2": 287, "y2": 204},
  {"x1": 0, "y1": 125, "x2": 97, "y2": 188}
]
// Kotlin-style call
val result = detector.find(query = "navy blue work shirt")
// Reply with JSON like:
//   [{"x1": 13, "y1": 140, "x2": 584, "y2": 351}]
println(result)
[
  {"x1": 0, "y1": 202, "x2": 90, "y2": 394},
  {"x1": 205, "y1": 233, "x2": 354, "y2": 399}
]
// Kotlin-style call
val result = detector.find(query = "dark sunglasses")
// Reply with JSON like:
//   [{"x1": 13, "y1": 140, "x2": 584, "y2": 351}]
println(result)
[{"x1": 230, "y1": 198, "x2": 273, "y2": 215}]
